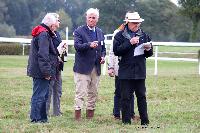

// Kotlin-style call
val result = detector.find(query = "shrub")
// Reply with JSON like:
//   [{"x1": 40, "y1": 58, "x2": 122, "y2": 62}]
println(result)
[
  {"x1": 0, "y1": 43, "x2": 30, "y2": 55},
  {"x1": 0, "y1": 42, "x2": 76, "y2": 55}
]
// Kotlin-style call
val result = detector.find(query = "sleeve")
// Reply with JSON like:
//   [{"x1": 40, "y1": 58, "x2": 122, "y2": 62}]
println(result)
[
  {"x1": 108, "y1": 43, "x2": 115, "y2": 69},
  {"x1": 113, "y1": 32, "x2": 132, "y2": 56},
  {"x1": 37, "y1": 33, "x2": 51, "y2": 77},
  {"x1": 108, "y1": 30, "x2": 118, "y2": 69},
  {"x1": 101, "y1": 32, "x2": 106, "y2": 57},
  {"x1": 144, "y1": 34, "x2": 153, "y2": 58},
  {"x1": 74, "y1": 29, "x2": 91, "y2": 52}
]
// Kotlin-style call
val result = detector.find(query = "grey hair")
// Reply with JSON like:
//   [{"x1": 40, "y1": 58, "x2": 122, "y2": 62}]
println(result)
[
  {"x1": 41, "y1": 13, "x2": 59, "y2": 27},
  {"x1": 86, "y1": 8, "x2": 99, "y2": 18}
]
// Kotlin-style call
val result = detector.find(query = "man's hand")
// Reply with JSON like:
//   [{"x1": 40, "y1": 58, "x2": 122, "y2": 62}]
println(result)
[
  {"x1": 143, "y1": 42, "x2": 151, "y2": 51},
  {"x1": 108, "y1": 68, "x2": 115, "y2": 77},
  {"x1": 58, "y1": 42, "x2": 67, "y2": 55},
  {"x1": 90, "y1": 41, "x2": 98, "y2": 48},
  {"x1": 45, "y1": 76, "x2": 51, "y2": 80},
  {"x1": 100, "y1": 57, "x2": 105, "y2": 64},
  {"x1": 130, "y1": 36, "x2": 139, "y2": 45}
]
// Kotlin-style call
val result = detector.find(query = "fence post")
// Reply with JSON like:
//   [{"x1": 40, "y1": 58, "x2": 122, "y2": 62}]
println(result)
[
  {"x1": 154, "y1": 46, "x2": 158, "y2": 75},
  {"x1": 198, "y1": 50, "x2": 200, "y2": 75},
  {"x1": 65, "y1": 27, "x2": 68, "y2": 62},
  {"x1": 102, "y1": 56, "x2": 107, "y2": 75},
  {"x1": 22, "y1": 43, "x2": 25, "y2": 56},
  {"x1": 102, "y1": 43, "x2": 107, "y2": 75}
]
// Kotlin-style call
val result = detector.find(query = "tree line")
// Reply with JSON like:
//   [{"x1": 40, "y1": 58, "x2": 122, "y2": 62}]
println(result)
[{"x1": 0, "y1": 0, "x2": 199, "y2": 41}]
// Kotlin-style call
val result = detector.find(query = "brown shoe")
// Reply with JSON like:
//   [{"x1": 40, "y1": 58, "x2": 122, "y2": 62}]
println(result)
[
  {"x1": 114, "y1": 116, "x2": 121, "y2": 120},
  {"x1": 86, "y1": 110, "x2": 94, "y2": 119},
  {"x1": 75, "y1": 110, "x2": 81, "y2": 121}
]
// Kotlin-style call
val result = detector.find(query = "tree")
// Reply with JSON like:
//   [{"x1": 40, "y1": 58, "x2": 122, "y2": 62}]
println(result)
[
  {"x1": 135, "y1": 0, "x2": 191, "y2": 41},
  {"x1": 56, "y1": 9, "x2": 73, "y2": 38},
  {"x1": 92, "y1": 0, "x2": 136, "y2": 34},
  {"x1": 0, "y1": 0, "x2": 8, "y2": 23},
  {"x1": 63, "y1": 0, "x2": 92, "y2": 31},
  {"x1": 178, "y1": 0, "x2": 200, "y2": 41},
  {"x1": 7, "y1": 0, "x2": 32, "y2": 35},
  {"x1": 0, "y1": 23, "x2": 16, "y2": 37}
]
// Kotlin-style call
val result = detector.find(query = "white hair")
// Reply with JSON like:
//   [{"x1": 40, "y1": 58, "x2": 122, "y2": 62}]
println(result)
[
  {"x1": 86, "y1": 8, "x2": 99, "y2": 18},
  {"x1": 41, "y1": 13, "x2": 59, "y2": 27}
]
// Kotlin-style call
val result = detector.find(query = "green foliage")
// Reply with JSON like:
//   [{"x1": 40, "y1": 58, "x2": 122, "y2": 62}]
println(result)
[
  {"x1": 135, "y1": 0, "x2": 191, "y2": 41},
  {"x1": 178, "y1": 0, "x2": 200, "y2": 41},
  {"x1": 0, "y1": 43, "x2": 21, "y2": 55},
  {"x1": 6, "y1": 0, "x2": 32, "y2": 35},
  {"x1": 56, "y1": 9, "x2": 73, "y2": 36},
  {"x1": 0, "y1": 0, "x2": 8, "y2": 23},
  {"x1": 0, "y1": 23, "x2": 16, "y2": 37},
  {"x1": 0, "y1": 56, "x2": 200, "y2": 132},
  {"x1": 92, "y1": 0, "x2": 136, "y2": 34},
  {"x1": 0, "y1": 43, "x2": 29, "y2": 55},
  {"x1": 63, "y1": 0, "x2": 92, "y2": 30},
  {"x1": 0, "y1": 0, "x2": 198, "y2": 42}
]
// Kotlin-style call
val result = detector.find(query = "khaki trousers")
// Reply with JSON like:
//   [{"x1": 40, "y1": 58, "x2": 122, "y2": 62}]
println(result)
[{"x1": 74, "y1": 67, "x2": 100, "y2": 110}]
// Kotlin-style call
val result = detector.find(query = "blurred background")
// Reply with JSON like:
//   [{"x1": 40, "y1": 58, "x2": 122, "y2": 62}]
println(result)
[{"x1": 0, "y1": 0, "x2": 199, "y2": 42}]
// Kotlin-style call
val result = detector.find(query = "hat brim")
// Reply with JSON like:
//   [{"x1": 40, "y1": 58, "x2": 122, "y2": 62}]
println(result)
[{"x1": 124, "y1": 18, "x2": 144, "y2": 23}]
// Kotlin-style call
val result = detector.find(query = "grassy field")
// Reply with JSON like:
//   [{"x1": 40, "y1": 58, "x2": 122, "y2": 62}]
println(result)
[{"x1": 0, "y1": 55, "x2": 199, "y2": 133}]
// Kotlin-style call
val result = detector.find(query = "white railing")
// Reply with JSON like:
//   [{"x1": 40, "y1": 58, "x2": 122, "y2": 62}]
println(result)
[
  {"x1": 0, "y1": 37, "x2": 199, "y2": 75},
  {"x1": 151, "y1": 42, "x2": 200, "y2": 75}
]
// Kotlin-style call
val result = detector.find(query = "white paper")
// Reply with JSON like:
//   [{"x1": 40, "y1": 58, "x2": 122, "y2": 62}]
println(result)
[
  {"x1": 134, "y1": 43, "x2": 144, "y2": 56},
  {"x1": 57, "y1": 41, "x2": 67, "y2": 55}
]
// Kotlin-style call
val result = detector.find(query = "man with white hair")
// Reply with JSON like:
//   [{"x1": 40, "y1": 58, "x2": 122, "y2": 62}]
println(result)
[
  {"x1": 46, "y1": 13, "x2": 66, "y2": 117},
  {"x1": 113, "y1": 12, "x2": 153, "y2": 125},
  {"x1": 27, "y1": 13, "x2": 60, "y2": 123},
  {"x1": 73, "y1": 8, "x2": 106, "y2": 120}
]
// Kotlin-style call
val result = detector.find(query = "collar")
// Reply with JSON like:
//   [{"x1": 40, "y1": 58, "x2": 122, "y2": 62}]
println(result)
[{"x1": 87, "y1": 25, "x2": 96, "y2": 32}]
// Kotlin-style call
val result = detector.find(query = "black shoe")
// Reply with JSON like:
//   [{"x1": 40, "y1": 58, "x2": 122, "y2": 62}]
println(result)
[
  {"x1": 31, "y1": 119, "x2": 48, "y2": 123},
  {"x1": 122, "y1": 121, "x2": 131, "y2": 125},
  {"x1": 141, "y1": 119, "x2": 149, "y2": 126}
]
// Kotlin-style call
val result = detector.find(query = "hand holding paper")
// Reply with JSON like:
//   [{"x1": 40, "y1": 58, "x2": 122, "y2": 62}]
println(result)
[
  {"x1": 57, "y1": 41, "x2": 67, "y2": 56},
  {"x1": 143, "y1": 42, "x2": 151, "y2": 51}
]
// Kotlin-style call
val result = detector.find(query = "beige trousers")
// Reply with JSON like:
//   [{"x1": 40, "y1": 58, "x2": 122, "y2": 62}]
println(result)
[{"x1": 74, "y1": 67, "x2": 100, "y2": 110}]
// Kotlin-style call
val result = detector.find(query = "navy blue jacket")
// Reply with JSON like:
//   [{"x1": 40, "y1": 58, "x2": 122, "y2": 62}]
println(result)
[
  {"x1": 73, "y1": 25, "x2": 106, "y2": 76},
  {"x1": 27, "y1": 24, "x2": 58, "y2": 79},
  {"x1": 52, "y1": 31, "x2": 65, "y2": 71},
  {"x1": 113, "y1": 27, "x2": 153, "y2": 79}
]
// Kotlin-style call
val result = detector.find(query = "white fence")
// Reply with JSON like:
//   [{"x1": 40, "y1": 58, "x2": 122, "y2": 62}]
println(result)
[
  {"x1": 150, "y1": 42, "x2": 200, "y2": 75},
  {"x1": 0, "y1": 37, "x2": 200, "y2": 75}
]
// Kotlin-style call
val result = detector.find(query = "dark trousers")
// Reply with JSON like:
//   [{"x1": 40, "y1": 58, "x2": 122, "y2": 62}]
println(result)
[
  {"x1": 30, "y1": 78, "x2": 50, "y2": 122},
  {"x1": 113, "y1": 76, "x2": 135, "y2": 118},
  {"x1": 120, "y1": 79, "x2": 149, "y2": 124},
  {"x1": 46, "y1": 72, "x2": 62, "y2": 116}
]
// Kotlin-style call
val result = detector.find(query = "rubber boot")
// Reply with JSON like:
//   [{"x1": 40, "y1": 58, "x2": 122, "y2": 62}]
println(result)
[
  {"x1": 75, "y1": 110, "x2": 81, "y2": 121},
  {"x1": 86, "y1": 110, "x2": 94, "y2": 119}
]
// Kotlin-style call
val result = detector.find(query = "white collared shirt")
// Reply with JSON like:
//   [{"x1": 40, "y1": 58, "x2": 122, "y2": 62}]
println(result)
[{"x1": 87, "y1": 25, "x2": 96, "y2": 32}]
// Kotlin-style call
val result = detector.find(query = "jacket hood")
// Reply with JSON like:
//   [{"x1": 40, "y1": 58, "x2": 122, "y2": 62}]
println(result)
[{"x1": 31, "y1": 25, "x2": 48, "y2": 37}]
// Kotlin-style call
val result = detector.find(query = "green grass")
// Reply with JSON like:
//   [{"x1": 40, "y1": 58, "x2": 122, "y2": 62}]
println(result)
[{"x1": 0, "y1": 55, "x2": 199, "y2": 133}]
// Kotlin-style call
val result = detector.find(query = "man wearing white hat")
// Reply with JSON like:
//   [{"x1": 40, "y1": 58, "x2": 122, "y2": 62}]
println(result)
[
  {"x1": 108, "y1": 12, "x2": 140, "y2": 121},
  {"x1": 113, "y1": 12, "x2": 153, "y2": 125}
]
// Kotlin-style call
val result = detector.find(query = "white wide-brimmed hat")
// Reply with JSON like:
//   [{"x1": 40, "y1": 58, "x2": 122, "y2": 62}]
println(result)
[{"x1": 124, "y1": 12, "x2": 144, "y2": 23}]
